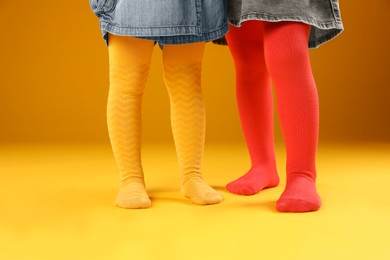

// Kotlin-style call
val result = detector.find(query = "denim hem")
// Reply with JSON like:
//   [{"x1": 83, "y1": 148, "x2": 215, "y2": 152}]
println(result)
[
  {"x1": 329, "y1": 0, "x2": 343, "y2": 25},
  {"x1": 101, "y1": 22, "x2": 229, "y2": 46},
  {"x1": 228, "y1": 12, "x2": 344, "y2": 48},
  {"x1": 100, "y1": 21, "x2": 202, "y2": 38},
  {"x1": 308, "y1": 28, "x2": 343, "y2": 49}
]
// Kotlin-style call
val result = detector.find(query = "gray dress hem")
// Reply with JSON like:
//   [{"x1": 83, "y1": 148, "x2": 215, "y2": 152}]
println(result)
[{"x1": 228, "y1": 13, "x2": 343, "y2": 48}]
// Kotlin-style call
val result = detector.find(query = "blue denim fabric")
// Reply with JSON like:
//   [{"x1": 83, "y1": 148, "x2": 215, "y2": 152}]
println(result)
[
  {"x1": 227, "y1": 0, "x2": 344, "y2": 48},
  {"x1": 90, "y1": 0, "x2": 228, "y2": 46}
]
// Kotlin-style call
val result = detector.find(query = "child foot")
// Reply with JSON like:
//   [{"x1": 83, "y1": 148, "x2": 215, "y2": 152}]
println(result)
[
  {"x1": 115, "y1": 182, "x2": 151, "y2": 209},
  {"x1": 182, "y1": 176, "x2": 223, "y2": 205},
  {"x1": 276, "y1": 173, "x2": 321, "y2": 212},
  {"x1": 226, "y1": 164, "x2": 279, "y2": 195}
]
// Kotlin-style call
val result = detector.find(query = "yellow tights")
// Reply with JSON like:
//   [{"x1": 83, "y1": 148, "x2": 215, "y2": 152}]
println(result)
[{"x1": 107, "y1": 35, "x2": 222, "y2": 208}]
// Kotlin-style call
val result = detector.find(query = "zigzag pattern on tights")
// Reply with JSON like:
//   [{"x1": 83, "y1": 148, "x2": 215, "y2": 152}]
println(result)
[
  {"x1": 108, "y1": 56, "x2": 152, "y2": 209},
  {"x1": 163, "y1": 62, "x2": 222, "y2": 205},
  {"x1": 164, "y1": 63, "x2": 204, "y2": 179},
  {"x1": 108, "y1": 65, "x2": 150, "y2": 185}
]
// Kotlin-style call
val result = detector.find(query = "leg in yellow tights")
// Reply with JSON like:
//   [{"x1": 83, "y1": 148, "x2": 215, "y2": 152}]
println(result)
[
  {"x1": 108, "y1": 34, "x2": 222, "y2": 208},
  {"x1": 108, "y1": 35, "x2": 154, "y2": 209},
  {"x1": 163, "y1": 43, "x2": 223, "y2": 205}
]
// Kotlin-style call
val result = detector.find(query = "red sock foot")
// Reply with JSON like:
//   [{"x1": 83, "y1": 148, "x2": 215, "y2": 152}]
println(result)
[
  {"x1": 226, "y1": 165, "x2": 279, "y2": 195},
  {"x1": 276, "y1": 172, "x2": 321, "y2": 212}
]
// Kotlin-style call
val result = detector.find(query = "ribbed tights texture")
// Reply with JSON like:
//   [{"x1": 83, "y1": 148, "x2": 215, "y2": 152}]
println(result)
[{"x1": 226, "y1": 21, "x2": 321, "y2": 212}]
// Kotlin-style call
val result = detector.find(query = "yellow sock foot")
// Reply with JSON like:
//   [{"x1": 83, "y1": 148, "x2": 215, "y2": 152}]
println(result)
[
  {"x1": 182, "y1": 177, "x2": 223, "y2": 205},
  {"x1": 115, "y1": 182, "x2": 151, "y2": 209}
]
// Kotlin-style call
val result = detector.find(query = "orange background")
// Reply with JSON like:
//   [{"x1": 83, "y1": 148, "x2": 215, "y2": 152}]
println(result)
[{"x1": 0, "y1": 1, "x2": 389, "y2": 144}]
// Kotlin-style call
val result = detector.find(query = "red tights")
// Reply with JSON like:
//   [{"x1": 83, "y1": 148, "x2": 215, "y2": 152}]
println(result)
[{"x1": 226, "y1": 21, "x2": 321, "y2": 212}]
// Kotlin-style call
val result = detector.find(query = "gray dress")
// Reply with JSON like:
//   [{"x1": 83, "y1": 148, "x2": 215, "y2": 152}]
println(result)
[{"x1": 227, "y1": 0, "x2": 343, "y2": 48}]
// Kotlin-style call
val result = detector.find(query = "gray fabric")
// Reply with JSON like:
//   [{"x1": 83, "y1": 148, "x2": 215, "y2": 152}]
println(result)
[{"x1": 227, "y1": 0, "x2": 344, "y2": 48}]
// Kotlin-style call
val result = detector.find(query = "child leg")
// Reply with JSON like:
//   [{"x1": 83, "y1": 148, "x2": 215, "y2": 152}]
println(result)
[
  {"x1": 107, "y1": 34, "x2": 154, "y2": 209},
  {"x1": 225, "y1": 21, "x2": 279, "y2": 195},
  {"x1": 162, "y1": 43, "x2": 223, "y2": 205},
  {"x1": 263, "y1": 22, "x2": 321, "y2": 212}
]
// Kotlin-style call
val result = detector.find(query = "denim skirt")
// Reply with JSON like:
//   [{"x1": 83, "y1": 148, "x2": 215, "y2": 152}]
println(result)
[
  {"x1": 227, "y1": 0, "x2": 344, "y2": 48},
  {"x1": 90, "y1": 0, "x2": 228, "y2": 46}
]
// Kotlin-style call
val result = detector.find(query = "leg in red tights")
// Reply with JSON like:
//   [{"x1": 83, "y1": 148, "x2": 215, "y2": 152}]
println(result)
[
  {"x1": 225, "y1": 22, "x2": 280, "y2": 195},
  {"x1": 263, "y1": 22, "x2": 321, "y2": 212},
  {"x1": 226, "y1": 21, "x2": 321, "y2": 212}
]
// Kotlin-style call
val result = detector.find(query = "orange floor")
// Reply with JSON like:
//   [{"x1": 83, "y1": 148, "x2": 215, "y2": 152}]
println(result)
[{"x1": 1, "y1": 142, "x2": 389, "y2": 259}]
